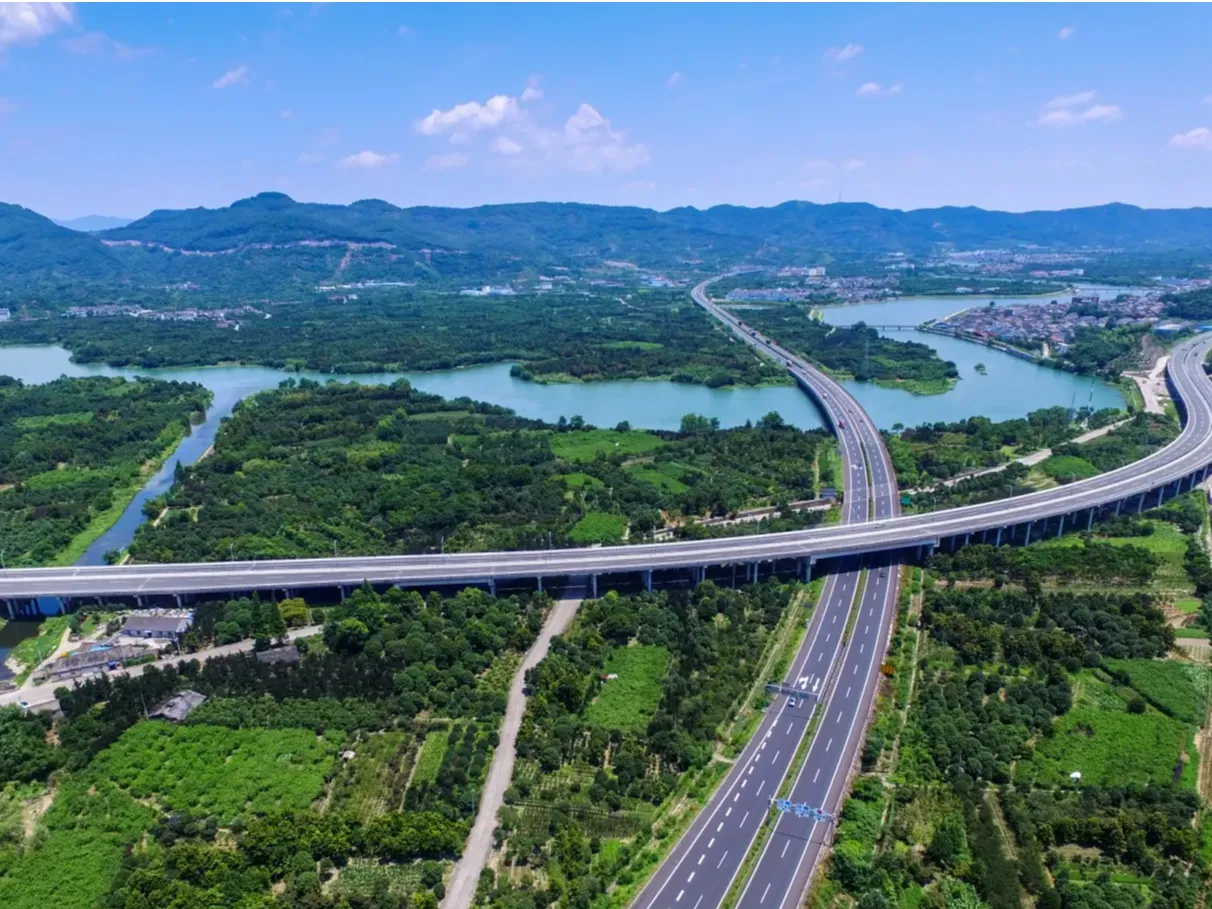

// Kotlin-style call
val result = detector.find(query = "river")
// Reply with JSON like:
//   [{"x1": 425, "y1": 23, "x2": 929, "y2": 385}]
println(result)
[{"x1": 1, "y1": 298, "x2": 1124, "y2": 569}]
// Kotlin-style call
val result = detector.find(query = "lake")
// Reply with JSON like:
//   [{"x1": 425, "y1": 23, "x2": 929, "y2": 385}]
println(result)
[
  {"x1": 1, "y1": 314, "x2": 1123, "y2": 567},
  {"x1": 817, "y1": 287, "x2": 1128, "y2": 425}
]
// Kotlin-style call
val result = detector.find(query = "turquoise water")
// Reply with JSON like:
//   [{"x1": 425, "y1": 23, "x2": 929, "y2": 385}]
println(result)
[
  {"x1": 0, "y1": 316, "x2": 1124, "y2": 563},
  {"x1": 817, "y1": 287, "x2": 1126, "y2": 425}
]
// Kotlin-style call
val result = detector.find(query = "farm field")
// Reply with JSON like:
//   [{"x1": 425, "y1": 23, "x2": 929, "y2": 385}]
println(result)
[
  {"x1": 89, "y1": 722, "x2": 345, "y2": 823},
  {"x1": 584, "y1": 645, "x2": 670, "y2": 734}
]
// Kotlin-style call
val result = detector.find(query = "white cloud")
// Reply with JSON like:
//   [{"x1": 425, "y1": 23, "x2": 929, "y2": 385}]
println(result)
[
  {"x1": 824, "y1": 43, "x2": 863, "y2": 63},
  {"x1": 844, "y1": 158, "x2": 866, "y2": 171},
  {"x1": 1169, "y1": 127, "x2": 1212, "y2": 150},
  {"x1": 521, "y1": 74, "x2": 543, "y2": 103},
  {"x1": 856, "y1": 81, "x2": 902, "y2": 98},
  {"x1": 492, "y1": 136, "x2": 523, "y2": 155},
  {"x1": 0, "y1": 2, "x2": 73, "y2": 49},
  {"x1": 415, "y1": 92, "x2": 650, "y2": 175},
  {"x1": 62, "y1": 29, "x2": 104, "y2": 54},
  {"x1": 666, "y1": 70, "x2": 683, "y2": 88},
  {"x1": 1034, "y1": 91, "x2": 1122, "y2": 126},
  {"x1": 1045, "y1": 90, "x2": 1096, "y2": 109},
  {"x1": 426, "y1": 152, "x2": 470, "y2": 170},
  {"x1": 339, "y1": 150, "x2": 399, "y2": 169},
  {"x1": 213, "y1": 64, "x2": 249, "y2": 89},
  {"x1": 1058, "y1": 26, "x2": 1077, "y2": 40},
  {"x1": 415, "y1": 94, "x2": 519, "y2": 136},
  {"x1": 1036, "y1": 103, "x2": 1123, "y2": 127}
]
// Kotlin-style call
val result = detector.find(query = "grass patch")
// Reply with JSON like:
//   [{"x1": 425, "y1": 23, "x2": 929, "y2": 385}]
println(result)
[
  {"x1": 560, "y1": 472, "x2": 606, "y2": 490},
  {"x1": 1104, "y1": 659, "x2": 1211, "y2": 724},
  {"x1": 584, "y1": 645, "x2": 670, "y2": 733},
  {"x1": 570, "y1": 512, "x2": 629, "y2": 544},
  {"x1": 0, "y1": 780, "x2": 156, "y2": 909},
  {"x1": 550, "y1": 429, "x2": 665, "y2": 463},
  {"x1": 1017, "y1": 705, "x2": 1193, "y2": 788},
  {"x1": 600, "y1": 341, "x2": 664, "y2": 351},
  {"x1": 7, "y1": 614, "x2": 71, "y2": 673},
  {"x1": 1039, "y1": 454, "x2": 1101, "y2": 482},
  {"x1": 412, "y1": 728, "x2": 450, "y2": 786},
  {"x1": 625, "y1": 462, "x2": 692, "y2": 494},
  {"x1": 88, "y1": 721, "x2": 343, "y2": 823},
  {"x1": 1175, "y1": 598, "x2": 1201, "y2": 614},
  {"x1": 13, "y1": 412, "x2": 93, "y2": 429}
]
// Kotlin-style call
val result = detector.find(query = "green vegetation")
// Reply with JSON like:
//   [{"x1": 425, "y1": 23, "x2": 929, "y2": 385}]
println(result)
[
  {"x1": 0, "y1": 374, "x2": 209, "y2": 567},
  {"x1": 888, "y1": 405, "x2": 1122, "y2": 488},
  {"x1": 128, "y1": 381, "x2": 832, "y2": 561},
  {"x1": 0, "y1": 584, "x2": 551, "y2": 909},
  {"x1": 481, "y1": 583, "x2": 795, "y2": 909},
  {"x1": 88, "y1": 722, "x2": 343, "y2": 823},
  {"x1": 3, "y1": 288, "x2": 792, "y2": 388},
  {"x1": 825, "y1": 508, "x2": 1209, "y2": 909},
  {"x1": 907, "y1": 412, "x2": 1178, "y2": 512},
  {"x1": 735, "y1": 310, "x2": 960, "y2": 393},
  {"x1": 1018, "y1": 704, "x2": 1191, "y2": 788},
  {"x1": 583, "y1": 645, "x2": 670, "y2": 733}
]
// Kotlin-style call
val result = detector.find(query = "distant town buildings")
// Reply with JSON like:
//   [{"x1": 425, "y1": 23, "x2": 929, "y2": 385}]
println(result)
[
  {"x1": 459, "y1": 285, "x2": 517, "y2": 297},
  {"x1": 63, "y1": 304, "x2": 265, "y2": 327},
  {"x1": 936, "y1": 291, "x2": 1167, "y2": 349},
  {"x1": 0, "y1": 308, "x2": 10, "y2": 322}
]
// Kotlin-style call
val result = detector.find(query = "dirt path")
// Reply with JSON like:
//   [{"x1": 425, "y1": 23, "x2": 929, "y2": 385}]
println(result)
[
  {"x1": 442, "y1": 582, "x2": 586, "y2": 909},
  {"x1": 1128, "y1": 355, "x2": 1170, "y2": 415}
]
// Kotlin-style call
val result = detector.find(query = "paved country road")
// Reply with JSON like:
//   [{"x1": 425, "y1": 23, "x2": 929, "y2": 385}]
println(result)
[{"x1": 442, "y1": 584, "x2": 586, "y2": 909}]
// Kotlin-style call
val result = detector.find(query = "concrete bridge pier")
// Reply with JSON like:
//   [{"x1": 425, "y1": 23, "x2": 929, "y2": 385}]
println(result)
[
  {"x1": 995, "y1": 527, "x2": 1003, "y2": 547},
  {"x1": 1137, "y1": 492, "x2": 1147, "y2": 514},
  {"x1": 1056, "y1": 515, "x2": 1065, "y2": 538},
  {"x1": 1086, "y1": 507, "x2": 1095, "y2": 530},
  {"x1": 1023, "y1": 521, "x2": 1032, "y2": 545},
  {"x1": 590, "y1": 575, "x2": 598, "y2": 598},
  {"x1": 643, "y1": 570, "x2": 653, "y2": 592},
  {"x1": 5, "y1": 599, "x2": 14, "y2": 620},
  {"x1": 1114, "y1": 499, "x2": 1123, "y2": 517},
  {"x1": 487, "y1": 579, "x2": 496, "y2": 597},
  {"x1": 799, "y1": 558, "x2": 813, "y2": 582},
  {"x1": 536, "y1": 576, "x2": 544, "y2": 594}
]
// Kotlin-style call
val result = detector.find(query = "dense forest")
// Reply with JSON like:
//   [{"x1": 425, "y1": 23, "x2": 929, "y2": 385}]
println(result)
[
  {"x1": 128, "y1": 380, "x2": 835, "y2": 562},
  {"x1": 0, "y1": 290, "x2": 792, "y2": 387},
  {"x1": 0, "y1": 375, "x2": 210, "y2": 566},
  {"x1": 734, "y1": 309, "x2": 960, "y2": 393}
]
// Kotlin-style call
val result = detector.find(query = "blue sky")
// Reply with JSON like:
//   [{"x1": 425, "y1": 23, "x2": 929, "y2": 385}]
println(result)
[{"x1": 2, "y1": 2, "x2": 1211, "y2": 219}]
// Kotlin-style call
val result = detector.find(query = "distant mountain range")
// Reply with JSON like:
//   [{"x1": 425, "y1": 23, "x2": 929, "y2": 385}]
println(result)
[
  {"x1": 53, "y1": 215, "x2": 135, "y2": 233},
  {"x1": 5, "y1": 193, "x2": 1212, "y2": 297}
]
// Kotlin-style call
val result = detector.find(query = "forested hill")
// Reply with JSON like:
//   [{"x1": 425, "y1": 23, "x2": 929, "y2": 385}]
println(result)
[{"x1": 6, "y1": 193, "x2": 1212, "y2": 293}]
